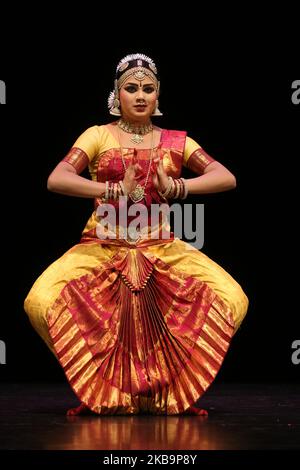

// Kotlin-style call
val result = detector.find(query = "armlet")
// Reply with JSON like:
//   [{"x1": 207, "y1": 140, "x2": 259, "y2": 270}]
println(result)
[
  {"x1": 187, "y1": 148, "x2": 215, "y2": 174},
  {"x1": 62, "y1": 147, "x2": 89, "y2": 173}
]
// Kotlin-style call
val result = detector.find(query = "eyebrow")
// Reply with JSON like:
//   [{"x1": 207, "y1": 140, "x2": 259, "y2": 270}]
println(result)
[{"x1": 125, "y1": 82, "x2": 155, "y2": 87}]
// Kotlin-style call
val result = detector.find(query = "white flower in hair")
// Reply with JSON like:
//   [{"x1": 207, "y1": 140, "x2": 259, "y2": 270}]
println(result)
[
  {"x1": 107, "y1": 90, "x2": 115, "y2": 109},
  {"x1": 117, "y1": 53, "x2": 156, "y2": 72}
]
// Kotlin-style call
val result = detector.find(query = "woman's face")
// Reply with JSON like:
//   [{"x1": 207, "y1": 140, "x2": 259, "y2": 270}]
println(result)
[{"x1": 119, "y1": 76, "x2": 157, "y2": 123}]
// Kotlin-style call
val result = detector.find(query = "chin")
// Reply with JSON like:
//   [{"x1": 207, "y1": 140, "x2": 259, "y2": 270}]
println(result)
[
  {"x1": 132, "y1": 110, "x2": 148, "y2": 115},
  {"x1": 131, "y1": 113, "x2": 151, "y2": 121}
]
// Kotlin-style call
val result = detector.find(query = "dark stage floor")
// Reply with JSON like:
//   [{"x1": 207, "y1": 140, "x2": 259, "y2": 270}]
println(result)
[{"x1": 0, "y1": 382, "x2": 299, "y2": 450}]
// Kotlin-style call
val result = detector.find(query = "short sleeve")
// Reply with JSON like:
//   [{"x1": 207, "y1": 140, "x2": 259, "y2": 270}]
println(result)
[
  {"x1": 183, "y1": 136, "x2": 216, "y2": 175},
  {"x1": 61, "y1": 126, "x2": 101, "y2": 174}
]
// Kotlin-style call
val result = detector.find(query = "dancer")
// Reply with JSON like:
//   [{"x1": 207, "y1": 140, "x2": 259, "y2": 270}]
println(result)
[{"x1": 24, "y1": 53, "x2": 249, "y2": 416}]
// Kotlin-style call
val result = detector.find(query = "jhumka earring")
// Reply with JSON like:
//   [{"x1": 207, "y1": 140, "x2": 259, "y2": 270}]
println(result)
[
  {"x1": 108, "y1": 80, "x2": 121, "y2": 116},
  {"x1": 110, "y1": 98, "x2": 121, "y2": 116},
  {"x1": 152, "y1": 99, "x2": 163, "y2": 116},
  {"x1": 152, "y1": 82, "x2": 163, "y2": 116}
]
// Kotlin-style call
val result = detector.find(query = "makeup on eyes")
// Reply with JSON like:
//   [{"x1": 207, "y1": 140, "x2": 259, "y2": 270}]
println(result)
[{"x1": 124, "y1": 83, "x2": 155, "y2": 93}]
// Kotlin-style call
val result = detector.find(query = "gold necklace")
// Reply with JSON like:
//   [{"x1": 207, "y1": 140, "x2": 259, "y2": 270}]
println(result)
[
  {"x1": 118, "y1": 118, "x2": 153, "y2": 145},
  {"x1": 117, "y1": 126, "x2": 154, "y2": 203}
]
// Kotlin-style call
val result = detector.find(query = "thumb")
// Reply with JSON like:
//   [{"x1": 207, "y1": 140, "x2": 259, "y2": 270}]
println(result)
[
  {"x1": 157, "y1": 160, "x2": 164, "y2": 176},
  {"x1": 152, "y1": 173, "x2": 159, "y2": 188}
]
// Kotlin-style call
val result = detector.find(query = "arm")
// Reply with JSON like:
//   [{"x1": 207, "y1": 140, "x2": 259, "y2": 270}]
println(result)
[
  {"x1": 183, "y1": 137, "x2": 236, "y2": 194},
  {"x1": 47, "y1": 162, "x2": 105, "y2": 198},
  {"x1": 185, "y1": 161, "x2": 236, "y2": 194},
  {"x1": 47, "y1": 141, "x2": 141, "y2": 199},
  {"x1": 47, "y1": 127, "x2": 106, "y2": 198},
  {"x1": 47, "y1": 126, "x2": 142, "y2": 199}
]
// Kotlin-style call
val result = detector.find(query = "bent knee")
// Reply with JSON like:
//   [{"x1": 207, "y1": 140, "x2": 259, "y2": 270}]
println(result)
[
  {"x1": 24, "y1": 286, "x2": 49, "y2": 325},
  {"x1": 24, "y1": 289, "x2": 38, "y2": 319},
  {"x1": 23, "y1": 291, "x2": 31, "y2": 315},
  {"x1": 229, "y1": 285, "x2": 249, "y2": 333},
  {"x1": 24, "y1": 288, "x2": 56, "y2": 355}
]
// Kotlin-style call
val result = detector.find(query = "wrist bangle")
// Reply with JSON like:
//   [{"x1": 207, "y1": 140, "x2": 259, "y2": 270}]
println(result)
[
  {"x1": 158, "y1": 176, "x2": 174, "y2": 199},
  {"x1": 181, "y1": 178, "x2": 188, "y2": 199}
]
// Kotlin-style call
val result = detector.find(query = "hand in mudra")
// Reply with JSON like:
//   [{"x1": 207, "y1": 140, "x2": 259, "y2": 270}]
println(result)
[
  {"x1": 152, "y1": 156, "x2": 169, "y2": 193},
  {"x1": 123, "y1": 163, "x2": 143, "y2": 195}
]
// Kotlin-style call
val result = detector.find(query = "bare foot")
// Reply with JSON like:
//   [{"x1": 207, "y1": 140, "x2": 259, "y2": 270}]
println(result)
[
  {"x1": 66, "y1": 402, "x2": 94, "y2": 416},
  {"x1": 183, "y1": 406, "x2": 208, "y2": 416}
]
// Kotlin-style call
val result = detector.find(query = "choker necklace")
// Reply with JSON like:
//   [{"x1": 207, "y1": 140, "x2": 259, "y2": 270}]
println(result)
[
  {"x1": 117, "y1": 125, "x2": 154, "y2": 203},
  {"x1": 118, "y1": 118, "x2": 153, "y2": 145}
]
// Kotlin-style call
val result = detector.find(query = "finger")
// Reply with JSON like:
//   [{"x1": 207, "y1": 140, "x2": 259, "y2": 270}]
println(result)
[
  {"x1": 152, "y1": 173, "x2": 158, "y2": 186},
  {"x1": 157, "y1": 162, "x2": 163, "y2": 173}
]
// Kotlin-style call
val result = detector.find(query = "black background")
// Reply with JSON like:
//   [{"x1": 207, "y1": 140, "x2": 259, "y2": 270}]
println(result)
[{"x1": 0, "y1": 17, "x2": 299, "y2": 387}]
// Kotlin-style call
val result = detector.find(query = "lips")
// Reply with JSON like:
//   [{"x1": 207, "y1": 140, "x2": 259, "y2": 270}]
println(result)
[{"x1": 134, "y1": 106, "x2": 147, "y2": 112}]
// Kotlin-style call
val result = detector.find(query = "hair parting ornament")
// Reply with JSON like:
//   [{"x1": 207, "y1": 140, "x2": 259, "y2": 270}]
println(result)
[{"x1": 108, "y1": 53, "x2": 163, "y2": 116}]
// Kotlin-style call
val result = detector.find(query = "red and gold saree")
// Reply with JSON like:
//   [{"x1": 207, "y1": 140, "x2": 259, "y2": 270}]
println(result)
[{"x1": 24, "y1": 124, "x2": 248, "y2": 415}]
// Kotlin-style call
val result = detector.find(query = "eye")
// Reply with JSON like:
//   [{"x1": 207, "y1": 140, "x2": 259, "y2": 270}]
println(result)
[
  {"x1": 124, "y1": 86, "x2": 137, "y2": 93},
  {"x1": 143, "y1": 86, "x2": 155, "y2": 94}
]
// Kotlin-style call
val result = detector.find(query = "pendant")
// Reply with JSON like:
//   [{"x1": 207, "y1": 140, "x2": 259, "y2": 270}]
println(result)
[
  {"x1": 130, "y1": 134, "x2": 144, "y2": 145},
  {"x1": 129, "y1": 184, "x2": 145, "y2": 203}
]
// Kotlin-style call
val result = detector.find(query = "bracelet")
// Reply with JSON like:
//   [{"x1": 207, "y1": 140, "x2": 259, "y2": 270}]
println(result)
[
  {"x1": 158, "y1": 176, "x2": 173, "y2": 198},
  {"x1": 180, "y1": 178, "x2": 188, "y2": 199},
  {"x1": 158, "y1": 177, "x2": 188, "y2": 200},
  {"x1": 100, "y1": 180, "x2": 128, "y2": 202}
]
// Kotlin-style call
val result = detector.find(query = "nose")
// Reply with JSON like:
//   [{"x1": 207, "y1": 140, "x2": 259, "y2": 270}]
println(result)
[{"x1": 136, "y1": 88, "x2": 145, "y2": 101}]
